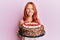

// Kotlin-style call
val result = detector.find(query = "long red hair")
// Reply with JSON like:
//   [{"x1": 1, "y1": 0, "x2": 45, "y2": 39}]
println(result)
[{"x1": 23, "y1": 2, "x2": 40, "y2": 24}]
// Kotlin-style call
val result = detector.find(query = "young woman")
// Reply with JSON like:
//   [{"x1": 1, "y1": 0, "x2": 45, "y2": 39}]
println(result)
[{"x1": 17, "y1": 2, "x2": 41, "y2": 40}]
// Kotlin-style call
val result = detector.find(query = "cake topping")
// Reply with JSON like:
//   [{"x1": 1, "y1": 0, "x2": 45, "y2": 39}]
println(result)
[{"x1": 23, "y1": 22, "x2": 41, "y2": 28}]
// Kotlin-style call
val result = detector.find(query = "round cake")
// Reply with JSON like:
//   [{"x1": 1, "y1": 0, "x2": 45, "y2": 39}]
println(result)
[{"x1": 19, "y1": 22, "x2": 45, "y2": 38}]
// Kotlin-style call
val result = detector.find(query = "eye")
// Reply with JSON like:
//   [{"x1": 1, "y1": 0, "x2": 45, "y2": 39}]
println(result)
[
  {"x1": 26, "y1": 8, "x2": 29, "y2": 11},
  {"x1": 27, "y1": 8, "x2": 29, "y2": 9}
]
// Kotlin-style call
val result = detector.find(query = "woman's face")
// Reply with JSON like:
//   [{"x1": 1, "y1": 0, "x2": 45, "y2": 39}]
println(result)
[{"x1": 26, "y1": 4, "x2": 34, "y2": 17}]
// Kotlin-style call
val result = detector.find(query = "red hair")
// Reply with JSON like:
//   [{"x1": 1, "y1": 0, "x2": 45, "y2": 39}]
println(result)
[{"x1": 23, "y1": 2, "x2": 40, "y2": 24}]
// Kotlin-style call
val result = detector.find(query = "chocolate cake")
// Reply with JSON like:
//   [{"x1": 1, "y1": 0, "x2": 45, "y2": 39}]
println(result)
[{"x1": 18, "y1": 22, "x2": 45, "y2": 38}]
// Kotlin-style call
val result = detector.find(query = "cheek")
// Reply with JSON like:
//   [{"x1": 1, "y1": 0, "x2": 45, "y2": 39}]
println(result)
[
  {"x1": 26, "y1": 9, "x2": 29, "y2": 13},
  {"x1": 30, "y1": 9, "x2": 34, "y2": 13},
  {"x1": 32, "y1": 12, "x2": 34, "y2": 15},
  {"x1": 32, "y1": 10, "x2": 34, "y2": 13}
]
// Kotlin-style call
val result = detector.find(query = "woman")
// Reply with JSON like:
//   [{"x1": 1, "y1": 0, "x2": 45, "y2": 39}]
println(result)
[{"x1": 17, "y1": 2, "x2": 41, "y2": 40}]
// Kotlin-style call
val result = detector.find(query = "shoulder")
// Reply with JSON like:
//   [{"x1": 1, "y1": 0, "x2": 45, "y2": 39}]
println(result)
[
  {"x1": 37, "y1": 19, "x2": 41, "y2": 24},
  {"x1": 20, "y1": 19, "x2": 24, "y2": 22},
  {"x1": 38, "y1": 19, "x2": 40, "y2": 22},
  {"x1": 19, "y1": 19, "x2": 24, "y2": 25}
]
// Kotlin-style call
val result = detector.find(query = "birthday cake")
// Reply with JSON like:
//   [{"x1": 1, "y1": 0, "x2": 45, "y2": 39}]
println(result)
[{"x1": 19, "y1": 22, "x2": 45, "y2": 38}]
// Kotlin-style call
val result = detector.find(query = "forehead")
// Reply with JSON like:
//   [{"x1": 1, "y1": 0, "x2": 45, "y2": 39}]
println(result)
[{"x1": 27, "y1": 4, "x2": 33, "y2": 8}]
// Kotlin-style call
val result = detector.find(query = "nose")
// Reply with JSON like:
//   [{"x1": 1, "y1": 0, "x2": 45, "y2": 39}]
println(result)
[{"x1": 29, "y1": 9, "x2": 32, "y2": 12}]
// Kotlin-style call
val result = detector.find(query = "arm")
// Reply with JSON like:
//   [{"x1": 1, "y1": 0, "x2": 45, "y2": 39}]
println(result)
[
  {"x1": 17, "y1": 19, "x2": 24, "y2": 37},
  {"x1": 19, "y1": 19, "x2": 24, "y2": 26}
]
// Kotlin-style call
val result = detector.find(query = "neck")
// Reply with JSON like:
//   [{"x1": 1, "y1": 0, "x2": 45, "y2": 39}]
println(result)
[
  {"x1": 26, "y1": 16, "x2": 32, "y2": 22},
  {"x1": 28, "y1": 16, "x2": 32, "y2": 18}
]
